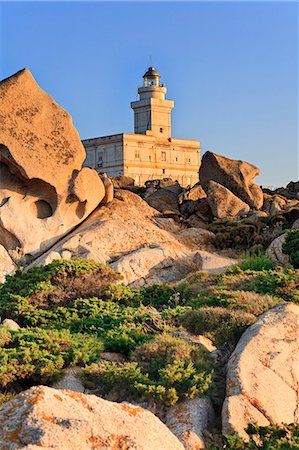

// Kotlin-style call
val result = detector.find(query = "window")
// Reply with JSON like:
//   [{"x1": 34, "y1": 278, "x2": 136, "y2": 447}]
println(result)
[
  {"x1": 162, "y1": 169, "x2": 165, "y2": 174},
  {"x1": 149, "y1": 155, "x2": 152, "y2": 161},
  {"x1": 161, "y1": 151, "x2": 166, "y2": 161},
  {"x1": 135, "y1": 152, "x2": 140, "y2": 159},
  {"x1": 175, "y1": 157, "x2": 178, "y2": 162},
  {"x1": 160, "y1": 127, "x2": 163, "y2": 133},
  {"x1": 97, "y1": 153, "x2": 103, "y2": 168}
]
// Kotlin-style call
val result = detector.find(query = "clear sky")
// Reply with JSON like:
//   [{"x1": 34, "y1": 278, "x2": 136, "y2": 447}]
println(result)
[{"x1": 0, "y1": 1, "x2": 298, "y2": 187}]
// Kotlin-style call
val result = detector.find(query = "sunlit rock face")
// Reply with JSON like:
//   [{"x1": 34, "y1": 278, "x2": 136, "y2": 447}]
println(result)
[
  {"x1": 0, "y1": 68, "x2": 105, "y2": 261},
  {"x1": 200, "y1": 151, "x2": 264, "y2": 210}
]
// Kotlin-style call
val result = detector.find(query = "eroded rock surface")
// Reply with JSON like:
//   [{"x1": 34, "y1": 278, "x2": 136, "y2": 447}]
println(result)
[
  {"x1": 200, "y1": 151, "x2": 263, "y2": 210},
  {"x1": 266, "y1": 234, "x2": 289, "y2": 265},
  {"x1": 29, "y1": 190, "x2": 188, "y2": 268},
  {"x1": 0, "y1": 385, "x2": 185, "y2": 449},
  {"x1": 222, "y1": 303, "x2": 299, "y2": 440},
  {"x1": 165, "y1": 397, "x2": 215, "y2": 449},
  {"x1": 207, "y1": 180, "x2": 250, "y2": 219},
  {"x1": 110, "y1": 245, "x2": 190, "y2": 286},
  {"x1": 0, "y1": 69, "x2": 106, "y2": 260}
]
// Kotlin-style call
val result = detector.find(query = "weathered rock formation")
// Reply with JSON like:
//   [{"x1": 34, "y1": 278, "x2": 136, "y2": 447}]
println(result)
[
  {"x1": 0, "y1": 385, "x2": 185, "y2": 449},
  {"x1": 110, "y1": 245, "x2": 190, "y2": 286},
  {"x1": 222, "y1": 303, "x2": 299, "y2": 440},
  {"x1": 207, "y1": 180, "x2": 250, "y2": 219},
  {"x1": 165, "y1": 397, "x2": 215, "y2": 449},
  {"x1": 28, "y1": 190, "x2": 236, "y2": 284},
  {"x1": 266, "y1": 234, "x2": 289, "y2": 265},
  {"x1": 200, "y1": 151, "x2": 264, "y2": 211},
  {"x1": 145, "y1": 188, "x2": 180, "y2": 213},
  {"x1": 0, "y1": 69, "x2": 107, "y2": 261},
  {"x1": 263, "y1": 181, "x2": 299, "y2": 200}
]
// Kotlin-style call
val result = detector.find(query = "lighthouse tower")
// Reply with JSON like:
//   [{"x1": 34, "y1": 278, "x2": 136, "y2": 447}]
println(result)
[{"x1": 131, "y1": 67, "x2": 174, "y2": 139}]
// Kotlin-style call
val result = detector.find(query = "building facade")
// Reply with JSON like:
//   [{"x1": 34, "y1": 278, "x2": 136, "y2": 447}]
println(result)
[{"x1": 83, "y1": 67, "x2": 200, "y2": 186}]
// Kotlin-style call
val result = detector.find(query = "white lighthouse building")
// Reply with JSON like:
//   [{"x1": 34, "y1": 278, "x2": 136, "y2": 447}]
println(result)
[{"x1": 83, "y1": 67, "x2": 200, "y2": 186}]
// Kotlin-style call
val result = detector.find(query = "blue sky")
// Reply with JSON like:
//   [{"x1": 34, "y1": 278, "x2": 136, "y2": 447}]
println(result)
[{"x1": 1, "y1": 1, "x2": 298, "y2": 187}]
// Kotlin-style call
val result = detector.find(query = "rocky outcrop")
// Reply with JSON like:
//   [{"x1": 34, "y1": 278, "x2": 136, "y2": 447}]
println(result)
[
  {"x1": 193, "y1": 251, "x2": 236, "y2": 273},
  {"x1": 207, "y1": 180, "x2": 250, "y2": 219},
  {"x1": 263, "y1": 181, "x2": 299, "y2": 200},
  {"x1": 0, "y1": 385, "x2": 185, "y2": 449},
  {"x1": 179, "y1": 182, "x2": 206, "y2": 203},
  {"x1": 177, "y1": 227, "x2": 215, "y2": 247},
  {"x1": 111, "y1": 175, "x2": 135, "y2": 189},
  {"x1": 110, "y1": 245, "x2": 190, "y2": 286},
  {"x1": 29, "y1": 190, "x2": 189, "y2": 270},
  {"x1": 266, "y1": 234, "x2": 289, "y2": 265},
  {"x1": 222, "y1": 303, "x2": 299, "y2": 440},
  {"x1": 0, "y1": 69, "x2": 107, "y2": 262},
  {"x1": 200, "y1": 151, "x2": 263, "y2": 210},
  {"x1": 145, "y1": 188, "x2": 180, "y2": 213},
  {"x1": 165, "y1": 397, "x2": 215, "y2": 449},
  {"x1": 29, "y1": 190, "x2": 235, "y2": 282}
]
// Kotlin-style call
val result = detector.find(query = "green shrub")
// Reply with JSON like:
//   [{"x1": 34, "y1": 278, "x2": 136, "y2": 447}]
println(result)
[
  {"x1": 246, "y1": 268, "x2": 299, "y2": 303},
  {"x1": 0, "y1": 258, "x2": 122, "y2": 314},
  {"x1": 208, "y1": 222, "x2": 257, "y2": 250},
  {"x1": 218, "y1": 290, "x2": 282, "y2": 316},
  {"x1": 283, "y1": 229, "x2": 299, "y2": 268},
  {"x1": 83, "y1": 334, "x2": 213, "y2": 406},
  {"x1": 132, "y1": 334, "x2": 212, "y2": 375},
  {"x1": 181, "y1": 307, "x2": 256, "y2": 348},
  {"x1": 0, "y1": 327, "x2": 12, "y2": 347},
  {"x1": 237, "y1": 255, "x2": 276, "y2": 271},
  {"x1": 0, "y1": 391, "x2": 15, "y2": 406},
  {"x1": 102, "y1": 283, "x2": 138, "y2": 305},
  {"x1": 139, "y1": 284, "x2": 177, "y2": 309},
  {"x1": 208, "y1": 423, "x2": 299, "y2": 449},
  {"x1": 0, "y1": 328, "x2": 104, "y2": 387}
]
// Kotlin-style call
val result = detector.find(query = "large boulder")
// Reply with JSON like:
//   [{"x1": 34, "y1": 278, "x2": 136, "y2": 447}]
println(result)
[
  {"x1": 0, "y1": 69, "x2": 106, "y2": 261},
  {"x1": 262, "y1": 194, "x2": 287, "y2": 215},
  {"x1": 0, "y1": 385, "x2": 185, "y2": 450},
  {"x1": 200, "y1": 151, "x2": 263, "y2": 210},
  {"x1": 266, "y1": 233, "x2": 289, "y2": 265},
  {"x1": 179, "y1": 182, "x2": 206, "y2": 203},
  {"x1": 165, "y1": 397, "x2": 215, "y2": 449},
  {"x1": 222, "y1": 303, "x2": 299, "y2": 440},
  {"x1": 207, "y1": 180, "x2": 250, "y2": 219},
  {"x1": 193, "y1": 251, "x2": 236, "y2": 273},
  {"x1": 110, "y1": 245, "x2": 190, "y2": 286},
  {"x1": 145, "y1": 188, "x2": 179, "y2": 213},
  {"x1": 111, "y1": 175, "x2": 135, "y2": 189}
]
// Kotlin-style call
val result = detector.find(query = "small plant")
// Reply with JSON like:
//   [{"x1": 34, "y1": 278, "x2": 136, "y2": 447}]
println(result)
[
  {"x1": 207, "y1": 423, "x2": 299, "y2": 449},
  {"x1": 83, "y1": 334, "x2": 213, "y2": 406},
  {"x1": 237, "y1": 255, "x2": 276, "y2": 271},
  {"x1": 139, "y1": 284, "x2": 178, "y2": 310},
  {"x1": 283, "y1": 229, "x2": 299, "y2": 268},
  {"x1": 181, "y1": 307, "x2": 256, "y2": 348},
  {"x1": 0, "y1": 328, "x2": 104, "y2": 387},
  {"x1": 0, "y1": 391, "x2": 15, "y2": 406},
  {"x1": 102, "y1": 283, "x2": 138, "y2": 305}
]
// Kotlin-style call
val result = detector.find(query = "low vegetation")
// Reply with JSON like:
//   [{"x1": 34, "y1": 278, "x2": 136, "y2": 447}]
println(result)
[
  {"x1": 0, "y1": 255, "x2": 298, "y2": 414},
  {"x1": 208, "y1": 210, "x2": 298, "y2": 252},
  {"x1": 83, "y1": 334, "x2": 213, "y2": 406},
  {"x1": 283, "y1": 229, "x2": 299, "y2": 268},
  {"x1": 207, "y1": 423, "x2": 299, "y2": 449}
]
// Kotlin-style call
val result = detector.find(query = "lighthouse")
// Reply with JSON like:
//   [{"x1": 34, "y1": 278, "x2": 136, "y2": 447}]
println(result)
[{"x1": 130, "y1": 67, "x2": 174, "y2": 139}]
